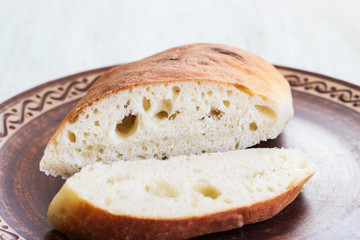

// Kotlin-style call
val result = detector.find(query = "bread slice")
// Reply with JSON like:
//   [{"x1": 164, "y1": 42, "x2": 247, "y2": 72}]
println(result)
[
  {"x1": 48, "y1": 148, "x2": 316, "y2": 240},
  {"x1": 40, "y1": 43, "x2": 294, "y2": 178}
]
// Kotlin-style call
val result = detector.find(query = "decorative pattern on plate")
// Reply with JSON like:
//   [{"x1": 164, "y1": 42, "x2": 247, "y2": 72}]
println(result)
[
  {"x1": 0, "y1": 70, "x2": 105, "y2": 239},
  {"x1": 279, "y1": 68, "x2": 360, "y2": 113},
  {"x1": 0, "y1": 73, "x2": 102, "y2": 147},
  {"x1": 0, "y1": 217, "x2": 21, "y2": 240}
]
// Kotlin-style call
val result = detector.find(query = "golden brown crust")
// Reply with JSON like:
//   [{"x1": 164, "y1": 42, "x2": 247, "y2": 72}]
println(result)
[
  {"x1": 48, "y1": 174, "x2": 313, "y2": 240},
  {"x1": 50, "y1": 43, "x2": 291, "y2": 142}
]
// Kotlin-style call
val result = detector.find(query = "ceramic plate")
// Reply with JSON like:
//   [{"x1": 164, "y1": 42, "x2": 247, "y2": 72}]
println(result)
[{"x1": 0, "y1": 66, "x2": 359, "y2": 239}]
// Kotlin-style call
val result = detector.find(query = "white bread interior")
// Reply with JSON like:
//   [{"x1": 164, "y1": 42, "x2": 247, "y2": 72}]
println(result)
[
  {"x1": 40, "y1": 81, "x2": 293, "y2": 178},
  {"x1": 48, "y1": 148, "x2": 316, "y2": 239}
]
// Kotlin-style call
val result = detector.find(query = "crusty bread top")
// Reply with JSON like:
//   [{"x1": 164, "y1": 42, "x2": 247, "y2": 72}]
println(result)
[{"x1": 68, "y1": 43, "x2": 290, "y2": 122}]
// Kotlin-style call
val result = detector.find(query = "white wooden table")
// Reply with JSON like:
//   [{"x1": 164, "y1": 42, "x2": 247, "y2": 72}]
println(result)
[{"x1": 1, "y1": 0, "x2": 359, "y2": 103}]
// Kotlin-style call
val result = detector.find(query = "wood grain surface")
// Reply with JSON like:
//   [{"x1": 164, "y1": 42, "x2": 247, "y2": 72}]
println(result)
[{"x1": 0, "y1": 66, "x2": 359, "y2": 239}]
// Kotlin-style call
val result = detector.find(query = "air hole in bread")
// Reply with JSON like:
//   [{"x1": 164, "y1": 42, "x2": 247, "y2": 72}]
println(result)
[
  {"x1": 163, "y1": 99, "x2": 173, "y2": 111},
  {"x1": 235, "y1": 85, "x2": 253, "y2": 96},
  {"x1": 249, "y1": 122, "x2": 258, "y2": 131},
  {"x1": 137, "y1": 155, "x2": 146, "y2": 159},
  {"x1": 223, "y1": 100, "x2": 230, "y2": 108},
  {"x1": 94, "y1": 121, "x2": 100, "y2": 126},
  {"x1": 209, "y1": 107, "x2": 224, "y2": 120},
  {"x1": 194, "y1": 181, "x2": 221, "y2": 200},
  {"x1": 172, "y1": 86, "x2": 181, "y2": 98},
  {"x1": 201, "y1": 92, "x2": 205, "y2": 99},
  {"x1": 99, "y1": 148, "x2": 104, "y2": 154},
  {"x1": 255, "y1": 105, "x2": 277, "y2": 119},
  {"x1": 227, "y1": 90, "x2": 233, "y2": 97},
  {"x1": 169, "y1": 111, "x2": 180, "y2": 120},
  {"x1": 224, "y1": 199, "x2": 233, "y2": 204},
  {"x1": 196, "y1": 106, "x2": 200, "y2": 111},
  {"x1": 149, "y1": 180, "x2": 179, "y2": 198},
  {"x1": 93, "y1": 108, "x2": 99, "y2": 115},
  {"x1": 116, "y1": 105, "x2": 120, "y2": 110},
  {"x1": 155, "y1": 99, "x2": 173, "y2": 120},
  {"x1": 124, "y1": 100, "x2": 130, "y2": 108},
  {"x1": 142, "y1": 97, "x2": 151, "y2": 111},
  {"x1": 207, "y1": 91, "x2": 213, "y2": 96},
  {"x1": 84, "y1": 132, "x2": 90, "y2": 138},
  {"x1": 69, "y1": 115, "x2": 78, "y2": 124},
  {"x1": 75, "y1": 148, "x2": 81, "y2": 153},
  {"x1": 155, "y1": 111, "x2": 168, "y2": 119},
  {"x1": 115, "y1": 151, "x2": 123, "y2": 157},
  {"x1": 107, "y1": 174, "x2": 130, "y2": 184},
  {"x1": 115, "y1": 114, "x2": 138, "y2": 138},
  {"x1": 81, "y1": 150, "x2": 92, "y2": 158},
  {"x1": 67, "y1": 131, "x2": 76, "y2": 143}
]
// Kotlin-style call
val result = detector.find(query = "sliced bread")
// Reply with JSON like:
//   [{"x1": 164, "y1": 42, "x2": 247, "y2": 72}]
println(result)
[
  {"x1": 40, "y1": 43, "x2": 294, "y2": 178},
  {"x1": 48, "y1": 148, "x2": 316, "y2": 240}
]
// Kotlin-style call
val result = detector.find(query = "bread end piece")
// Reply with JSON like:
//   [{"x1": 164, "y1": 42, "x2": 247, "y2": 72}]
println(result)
[
  {"x1": 49, "y1": 179, "x2": 310, "y2": 240},
  {"x1": 48, "y1": 149, "x2": 316, "y2": 240}
]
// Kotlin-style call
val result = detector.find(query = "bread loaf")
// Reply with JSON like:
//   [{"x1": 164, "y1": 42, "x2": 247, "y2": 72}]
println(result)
[
  {"x1": 40, "y1": 43, "x2": 294, "y2": 178},
  {"x1": 48, "y1": 148, "x2": 316, "y2": 240}
]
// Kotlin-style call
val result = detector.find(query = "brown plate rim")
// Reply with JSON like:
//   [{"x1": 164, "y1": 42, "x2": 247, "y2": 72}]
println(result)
[{"x1": 277, "y1": 65, "x2": 360, "y2": 91}]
